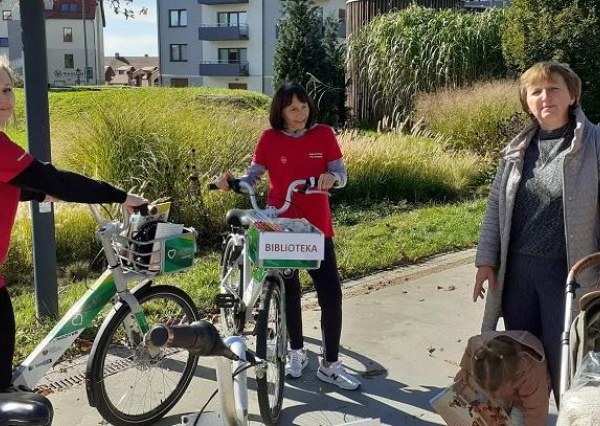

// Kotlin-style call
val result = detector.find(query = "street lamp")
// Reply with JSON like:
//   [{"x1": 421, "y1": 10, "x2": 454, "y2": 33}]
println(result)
[{"x1": 75, "y1": 67, "x2": 81, "y2": 85}]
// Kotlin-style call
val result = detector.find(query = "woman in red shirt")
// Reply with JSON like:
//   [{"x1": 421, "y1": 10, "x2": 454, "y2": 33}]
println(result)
[
  {"x1": 0, "y1": 59, "x2": 147, "y2": 395},
  {"x1": 217, "y1": 83, "x2": 360, "y2": 390}
]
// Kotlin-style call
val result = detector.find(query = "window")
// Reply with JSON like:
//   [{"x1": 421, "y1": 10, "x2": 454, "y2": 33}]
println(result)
[
  {"x1": 339, "y1": 8, "x2": 346, "y2": 22},
  {"x1": 169, "y1": 9, "x2": 187, "y2": 27},
  {"x1": 64, "y1": 54, "x2": 74, "y2": 69},
  {"x1": 217, "y1": 11, "x2": 247, "y2": 26},
  {"x1": 0, "y1": 38, "x2": 8, "y2": 48},
  {"x1": 218, "y1": 48, "x2": 247, "y2": 64},
  {"x1": 170, "y1": 44, "x2": 187, "y2": 62},
  {"x1": 170, "y1": 78, "x2": 188, "y2": 88},
  {"x1": 60, "y1": 3, "x2": 77, "y2": 13},
  {"x1": 63, "y1": 27, "x2": 73, "y2": 43},
  {"x1": 2, "y1": 10, "x2": 12, "y2": 20}
]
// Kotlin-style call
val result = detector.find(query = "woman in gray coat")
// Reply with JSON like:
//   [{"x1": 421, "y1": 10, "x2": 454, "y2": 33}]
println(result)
[{"x1": 472, "y1": 61, "x2": 600, "y2": 405}]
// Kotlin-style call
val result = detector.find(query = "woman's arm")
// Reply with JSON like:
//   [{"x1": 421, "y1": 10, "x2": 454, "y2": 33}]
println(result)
[
  {"x1": 9, "y1": 160, "x2": 127, "y2": 204},
  {"x1": 475, "y1": 160, "x2": 506, "y2": 268},
  {"x1": 19, "y1": 188, "x2": 45, "y2": 202},
  {"x1": 328, "y1": 158, "x2": 347, "y2": 188}
]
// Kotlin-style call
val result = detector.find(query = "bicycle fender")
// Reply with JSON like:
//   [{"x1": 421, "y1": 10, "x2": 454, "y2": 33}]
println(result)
[{"x1": 84, "y1": 278, "x2": 153, "y2": 407}]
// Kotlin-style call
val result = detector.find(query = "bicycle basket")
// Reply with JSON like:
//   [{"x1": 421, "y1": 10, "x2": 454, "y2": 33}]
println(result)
[
  {"x1": 113, "y1": 219, "x2": 197, "y2": 276},
  {"x1": 247, "y1": 216, "x2": 324, "y2": 269}
]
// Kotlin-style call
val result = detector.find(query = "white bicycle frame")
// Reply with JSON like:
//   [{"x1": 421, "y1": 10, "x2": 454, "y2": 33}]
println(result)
[
  {"x1": 12, "y1": 205, "x2": 154, "y2": 389},
  {"x1": 221, "y1": 179, "x2": 325, "y2": 327}
]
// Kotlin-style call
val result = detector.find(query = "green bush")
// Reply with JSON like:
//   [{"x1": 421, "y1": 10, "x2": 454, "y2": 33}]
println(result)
[
  {"x1": 347, "y1": 5, "x2": 508, "y2": 126},
  {"x1": 413, "y1": 79, "x2": 531, "y2": 155},
  {"x1": 502, "y1": 0, "x2": 600, "y2": 122}
]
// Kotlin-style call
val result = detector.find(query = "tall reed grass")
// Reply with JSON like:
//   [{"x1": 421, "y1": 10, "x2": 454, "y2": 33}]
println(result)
[
  {"x1": 347, "y1": 6, "x2": 508, "y2": 125},
  {"x1": 338, "y1": 131, "x2": 488, "y2": 203},
  {"x1": 413, "y1": 79, "x2": 531, "y2": 154}
]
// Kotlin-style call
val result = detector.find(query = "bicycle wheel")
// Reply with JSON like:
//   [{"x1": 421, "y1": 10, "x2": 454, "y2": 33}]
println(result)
[
  {"x1": 88, "y1": 285, "x2": 199, "y2": 426},
  {"x1": 220, "y1": 235, "x2": 245, "y2": 335},
  {"x1": 255, "y1": 277, "x2": 285, "y2": 426}
]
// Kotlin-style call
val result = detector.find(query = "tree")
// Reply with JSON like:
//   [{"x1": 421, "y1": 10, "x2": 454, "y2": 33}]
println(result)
[
  {"x1": 503, "y1": 0, "x2": 600, "y2": 121},
  {"x1": 273, "y1": 0, "x2": 347, "y2": 126}
]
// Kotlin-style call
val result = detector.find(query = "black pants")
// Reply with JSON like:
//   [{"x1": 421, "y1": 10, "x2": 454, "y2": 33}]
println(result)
[
  {"x1": 285, "y1": 238, "x2": 343, "y2": 363},
  {"x1": 0, "y1": 286, "x2": 15, "y2": 389},
  {"x1": 502, "y1": 253, "x2": 567, "y2": 406}
]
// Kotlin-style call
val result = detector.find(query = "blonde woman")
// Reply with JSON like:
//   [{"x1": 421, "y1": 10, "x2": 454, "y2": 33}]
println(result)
[{"x1": 473, "y1": 61, "x2": 600, "y2": 404}]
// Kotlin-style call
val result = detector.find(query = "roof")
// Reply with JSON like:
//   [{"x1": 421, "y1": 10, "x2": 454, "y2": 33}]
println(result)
[
  {"x1": 45, "y1": 0, "x2": 99, "y2": 20},
  {"x1": 105, "y1": 55, "x2": 159, "y2": 70}
]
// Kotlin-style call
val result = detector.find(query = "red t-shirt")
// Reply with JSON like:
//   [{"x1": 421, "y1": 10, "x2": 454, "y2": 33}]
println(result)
[
  {"x1": 0, "y1": 133, "x2": 34, "y2": 288},
  {"x1": 253, "y1": 124, "x2": 343, "y2": 237}
]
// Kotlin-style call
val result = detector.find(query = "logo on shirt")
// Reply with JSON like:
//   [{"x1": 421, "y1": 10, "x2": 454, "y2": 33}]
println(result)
[
  {"x1": 280, "y1": 156, "x2": 287, "y2": 164},
  {"x1": 17, "y1": 152, "x2": 28, "y2": 162},
  {"x1": 309, "y1": 152, "x2": 323, "y2": 159}
]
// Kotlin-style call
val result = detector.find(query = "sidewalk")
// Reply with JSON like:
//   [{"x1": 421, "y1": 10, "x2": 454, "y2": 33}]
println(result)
[{"x1": 44, "y1": 249, "x2": 558, "y2": 425}]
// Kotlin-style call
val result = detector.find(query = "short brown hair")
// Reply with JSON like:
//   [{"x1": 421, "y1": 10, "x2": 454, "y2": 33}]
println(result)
[
  {"x1": 471, "y1": 336, "x2": 520, "y2": 393},
  {"x1": 269, "y1": 82, "x2": 316, "y2": 130},
  {"x1": 519, "y1": 61, "x2": 582, "y2": 114}
]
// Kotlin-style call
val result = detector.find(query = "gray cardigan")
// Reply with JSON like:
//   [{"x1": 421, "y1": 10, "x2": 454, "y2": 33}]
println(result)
[{"x1": 476, "y1": 107, "x2": 600, "y2": 331}]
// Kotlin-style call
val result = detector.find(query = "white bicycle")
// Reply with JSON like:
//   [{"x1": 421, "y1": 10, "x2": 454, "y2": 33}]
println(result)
[
  {"x1": 166, "y1": 177, "x2": 327, "y2": 425},
  {"x1": 12, "y1": 203, "x2": 199, "y2": 426}
]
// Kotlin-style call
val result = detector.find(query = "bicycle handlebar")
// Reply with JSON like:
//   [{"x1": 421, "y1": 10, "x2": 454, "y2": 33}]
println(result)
[
  {"x1": 146, "y1": 320, "x2": 240, "y2": 361},
  {"x1": 209, "y1": 176, "x2": 330, "y2": 217}
]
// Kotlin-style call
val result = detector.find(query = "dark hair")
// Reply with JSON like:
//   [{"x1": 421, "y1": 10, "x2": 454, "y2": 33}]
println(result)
[
  {"x1": 269, "y1": 82, "x2": 316, "y2": 130},
  {"x1": 471, "y1": 337, "x2": 520, "y2": 393}
]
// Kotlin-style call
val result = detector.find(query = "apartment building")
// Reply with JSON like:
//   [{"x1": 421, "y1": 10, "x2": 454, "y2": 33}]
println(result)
[
  {"x1": 157, "y1": 0, "x2": 346, "y2": 95},
  {"x1": 0, "y1": 0, "x2": 104, "y2": 86}
]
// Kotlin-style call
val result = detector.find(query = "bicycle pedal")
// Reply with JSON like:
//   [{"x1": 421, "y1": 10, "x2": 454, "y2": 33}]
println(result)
[{"x1": 215, "y1": 293, "x2": 236, "y2": 308}]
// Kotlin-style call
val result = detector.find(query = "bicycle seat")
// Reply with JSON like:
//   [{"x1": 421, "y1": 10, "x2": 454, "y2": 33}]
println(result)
[
  {"x1": 0, "y1": 391, "x2": 53, "y2": 426},
  {"x1": 226, "y1": 209, "x2": 252, "y2": 228}
]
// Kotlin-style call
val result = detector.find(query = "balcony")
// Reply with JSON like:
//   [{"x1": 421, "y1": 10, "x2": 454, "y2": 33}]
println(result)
[
  {"x1": 199, "y1": 61, "x2": 249, "y2": 77},
  {"x1": 198, "y1": 0, "x2": 248, "y2": 4},
  {"x1": 198, "y1": 23, "x2": 248, "y2": 41}
]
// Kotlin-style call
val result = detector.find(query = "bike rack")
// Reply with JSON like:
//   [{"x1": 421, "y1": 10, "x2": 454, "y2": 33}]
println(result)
[{"x1": 180, "y1": 336, "x2": 249, "y2": 426}]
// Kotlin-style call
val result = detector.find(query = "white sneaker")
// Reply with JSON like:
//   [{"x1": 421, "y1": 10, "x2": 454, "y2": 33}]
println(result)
[
  {"x1": 316, "y1": 359, "x2": 362, "y2": 390},
  {"x1": 285, "y1": 348, "x2": 308, "y2": 378}
]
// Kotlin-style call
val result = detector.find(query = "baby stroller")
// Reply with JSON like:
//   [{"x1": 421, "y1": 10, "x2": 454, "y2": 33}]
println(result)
[{"x1": 557, "y1": 252, "x2": 600, "y2": 425}]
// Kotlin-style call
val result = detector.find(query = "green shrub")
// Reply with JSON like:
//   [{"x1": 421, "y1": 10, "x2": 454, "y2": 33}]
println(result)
[
  {"x1": 413, "y1": 79, "x2": 531, "y2": 155},
  {"x1": 347, "y1": 6, "x2": 508, "y2": 126}
]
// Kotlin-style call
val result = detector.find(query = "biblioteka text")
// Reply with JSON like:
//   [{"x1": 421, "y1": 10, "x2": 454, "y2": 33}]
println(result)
[{"x1": 264, "y1": 243, "x2": 319, "y2": 253}]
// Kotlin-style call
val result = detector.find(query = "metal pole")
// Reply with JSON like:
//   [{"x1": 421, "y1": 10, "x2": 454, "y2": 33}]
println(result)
[
  {"x1": 82, "y1": 0, "x2": 89, "y2": 84},
  {"x1": 19, "y1": 0, "x2": 59, "y2": 319}
]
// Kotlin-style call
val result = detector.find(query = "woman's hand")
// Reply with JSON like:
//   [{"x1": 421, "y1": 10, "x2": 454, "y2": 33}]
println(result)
[
  {"x1": 215, "y1": 171, "x2": 236, "y2": 191},
  {"x1": 317, "y1": 172, "x2": 337, "y2": 190},
  {"x1": 473, "y1": 266, "x2": 497, "y2": 302},
  {"x1": 123, "y1": 193, "x2": 149, "y2": 212}
]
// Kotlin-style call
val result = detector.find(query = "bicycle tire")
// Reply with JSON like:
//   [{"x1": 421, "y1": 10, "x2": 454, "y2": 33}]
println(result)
[
  {"x1": 220, "y1": 235, "x2": 245, "y2": 335},
  {"x1": 255, "y1": 277, "x2": 285, "y2": 425},
  {"x1": 88, "y1": 285, "x2": 199, "y2": 426}
]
